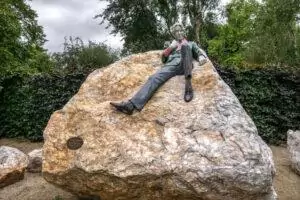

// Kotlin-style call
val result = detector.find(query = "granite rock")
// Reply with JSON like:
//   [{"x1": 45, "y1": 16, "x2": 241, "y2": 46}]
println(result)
[
  {"x1": 43, "y1": 51, "x2": 276, "y2": 200},
  {"x1": 0, "y1": 146, "x2": 28, "y2": 188},
  {"x1": 27, "y1": 148, "x2": 42, "y2": 173},
  {"x1": 287, "y1": 130, "x2": 300, "y2": 175}
]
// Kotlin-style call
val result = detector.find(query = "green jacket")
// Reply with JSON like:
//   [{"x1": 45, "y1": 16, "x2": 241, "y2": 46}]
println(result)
[{"x1": 161, "y1": 41, "x2": 205, "y2": 66}]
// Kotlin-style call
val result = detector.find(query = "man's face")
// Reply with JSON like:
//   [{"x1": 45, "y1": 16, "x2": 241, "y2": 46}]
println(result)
[{"x1": 172, "y1": 25, "x2": 185, "y2": 41}]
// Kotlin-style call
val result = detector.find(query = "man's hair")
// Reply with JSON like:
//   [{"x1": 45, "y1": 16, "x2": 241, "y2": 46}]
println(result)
[{"x1": 170, "y1": 23, "x2": 186, "y2": 36}]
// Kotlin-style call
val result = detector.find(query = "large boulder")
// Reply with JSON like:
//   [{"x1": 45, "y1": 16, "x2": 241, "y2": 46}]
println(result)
[
  {"x1": 287, "y1": 130, "x2": 300, "y2": 175},
  {"x1": 0, "y1": 146, "x2": 28, "y2": 188},
  {"x1": 43, "y1": 51, "x2": 276, "y2": 200}
]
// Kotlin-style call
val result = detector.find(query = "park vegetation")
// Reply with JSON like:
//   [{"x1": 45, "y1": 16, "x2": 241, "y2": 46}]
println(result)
[{"x1": 0, "y1": 0, "x2": 299, "y2": 144}]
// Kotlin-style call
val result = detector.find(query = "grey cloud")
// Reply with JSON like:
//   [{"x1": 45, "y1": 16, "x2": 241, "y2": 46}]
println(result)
[
  {"x1": 31, "y1": 0, "x2": 100, "y2": 13},
  {"x1": 29, "y1": 0, "x2": 122, "y2": 52}
]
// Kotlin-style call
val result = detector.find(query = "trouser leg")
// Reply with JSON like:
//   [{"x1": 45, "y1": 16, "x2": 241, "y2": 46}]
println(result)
[
  {"x1": 180, "y1": 44, "x2": 193, "y2": 79},
  {"x1": 130, "y1": 66, "x2": 179, "y2": 111},
  {"x1": 180, "y1": 44, "x2": 194, "y2": 102}
]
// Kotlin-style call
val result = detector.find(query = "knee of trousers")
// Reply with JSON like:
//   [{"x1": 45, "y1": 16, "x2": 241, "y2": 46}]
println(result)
[
  {"x1": 148, "y1": 72, "x2": 173, "y2": 84},
  {"x1": 148, "y1": 74, "x2": 164, "y2": 84}
]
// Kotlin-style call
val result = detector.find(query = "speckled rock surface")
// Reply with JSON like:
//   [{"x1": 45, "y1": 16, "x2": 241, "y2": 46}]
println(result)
[
  {"x1": 0, "y1": 146, "x2": 28, "y2": 188},
  {"x1": 287, "y1": 130, "x2": 300, "y2": 175},
  {"x1": 43, "y1": 51, "x2": 276, "y2": 200},
  {"x1": 27, "y1": 148, "x2": 42, "y2": 173}
]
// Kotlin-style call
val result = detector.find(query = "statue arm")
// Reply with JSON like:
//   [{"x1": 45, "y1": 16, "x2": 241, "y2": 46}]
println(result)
[
  {"x1": 161, "y1": 40, "x2": 178, "y2": 63},
  {"x1": 161, "y1": 54, "x2": 168, "y2": 63},
  {"x1": 161, "y1": 47, "x2": 173, "y2": 63},
  {"x1": 191, "y1": 42, "x2": 208, "y2": 66},
  {"x1": 191, "y1": 42, "x2": 207, "y2": 60}
]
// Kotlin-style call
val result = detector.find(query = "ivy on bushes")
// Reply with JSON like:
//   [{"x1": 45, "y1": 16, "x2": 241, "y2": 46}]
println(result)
[
  {"x1": 0, "y1": 37, "x2": 118, "y2": 141},
  {"x1": 0, "y1": 73, "x2": 86, "y2": 141},
  {"x1": 216, "y1": 65, "x2": 299, "y2": 144}
]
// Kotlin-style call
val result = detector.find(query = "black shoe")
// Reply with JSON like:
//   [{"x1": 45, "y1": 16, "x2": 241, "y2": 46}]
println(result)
[
  {"x1": 110, "y1": 101, "x2": 135, "y2": 115},
  {"x1": 184, "y1": 79, "x2": 193, "y2": 102}
]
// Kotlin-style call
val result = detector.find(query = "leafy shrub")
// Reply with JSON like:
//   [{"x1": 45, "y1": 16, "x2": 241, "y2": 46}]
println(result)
[
  {"x1": 216, "y1": 63, "x2": 300, "y2": 144},
  {"x1": 51, "y1": 37, "x2": 119, "y2": 74},
  {"x1": 0, "y1": 73, "x2": 86, "y2": 141},
  {"x1": 0, "y1": 37, "x2": 118, "y2": 141}
]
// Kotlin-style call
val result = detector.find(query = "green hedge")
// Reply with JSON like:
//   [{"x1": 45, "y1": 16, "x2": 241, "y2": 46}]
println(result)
[
  {"x1": 0, "y1": 73, "x2": 87, "y2": 141},
  {"x1": 216, "y1": 65, "x2": 300, "y2": 144}
]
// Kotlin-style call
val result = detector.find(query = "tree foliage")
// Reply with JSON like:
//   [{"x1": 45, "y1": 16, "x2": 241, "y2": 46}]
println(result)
[
  {"x1": 97, "y1": 0, "x2": 221, "y2": 53},
  {"x1": 208, "y1": 0, "x2": 260, "y2": 67},
  {"x1": 51, "y1": 37, "x2": 119, "y2": 74},
  {"x1": 246, "y1": 0, "x2": 300, "y2": 67},
  {"x1": 151, "y1": 0, "x2": 179, "y2": 30},
  {"x1": 96, "y1": 0, "x2": 169, "y2": 53},
  {"x1": 181, "y1": 0, "x2": 220, "y2": 43},
  {"x1": 0, "y1": 0, "x2": 51, "y2": 78},
  {"x1": 208, "y1": 0, "x2": 300, "y2": 69}
]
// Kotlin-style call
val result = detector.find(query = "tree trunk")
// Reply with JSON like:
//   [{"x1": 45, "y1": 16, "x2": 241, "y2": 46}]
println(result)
[{"x1": 194, "y1": 18, "x2": 201, "y2": 44}]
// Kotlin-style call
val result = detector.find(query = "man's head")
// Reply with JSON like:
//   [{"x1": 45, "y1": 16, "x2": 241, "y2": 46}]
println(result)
[{"x1": 170, "y1": 23, "x2": 185, "y2": 41}]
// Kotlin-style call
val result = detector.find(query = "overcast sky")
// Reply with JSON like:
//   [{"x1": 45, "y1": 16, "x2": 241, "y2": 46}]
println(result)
[{"x1": 29, "y1": 0, "x2": 230, "y2": 53}]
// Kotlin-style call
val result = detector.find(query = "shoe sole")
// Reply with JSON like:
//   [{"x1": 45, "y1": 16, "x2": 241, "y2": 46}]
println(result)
[{"x1": 110, "y1": 103, "x2": 133, "y2": 115}]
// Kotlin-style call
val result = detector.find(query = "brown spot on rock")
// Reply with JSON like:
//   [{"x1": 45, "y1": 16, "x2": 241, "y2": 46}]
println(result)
[{"x1": 67, "y1": 137, "x2": 84, "y2": 150}]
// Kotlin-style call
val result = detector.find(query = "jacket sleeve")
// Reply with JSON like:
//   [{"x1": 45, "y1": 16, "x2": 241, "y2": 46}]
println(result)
[
  {"x1": 161, "y1": 47, "x2": 173, "y2": 63},
  {"x1": 191, "y1": 42, "x2": 207, "y2": 61},
  {"x1": 161, "y1": 55, "x2": 168, "y2": 63}
]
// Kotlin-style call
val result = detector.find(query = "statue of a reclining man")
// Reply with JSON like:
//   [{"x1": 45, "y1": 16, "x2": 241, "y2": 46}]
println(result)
[{"x1": 110, "y1": 23, "x2": 208, "y2": 115}]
